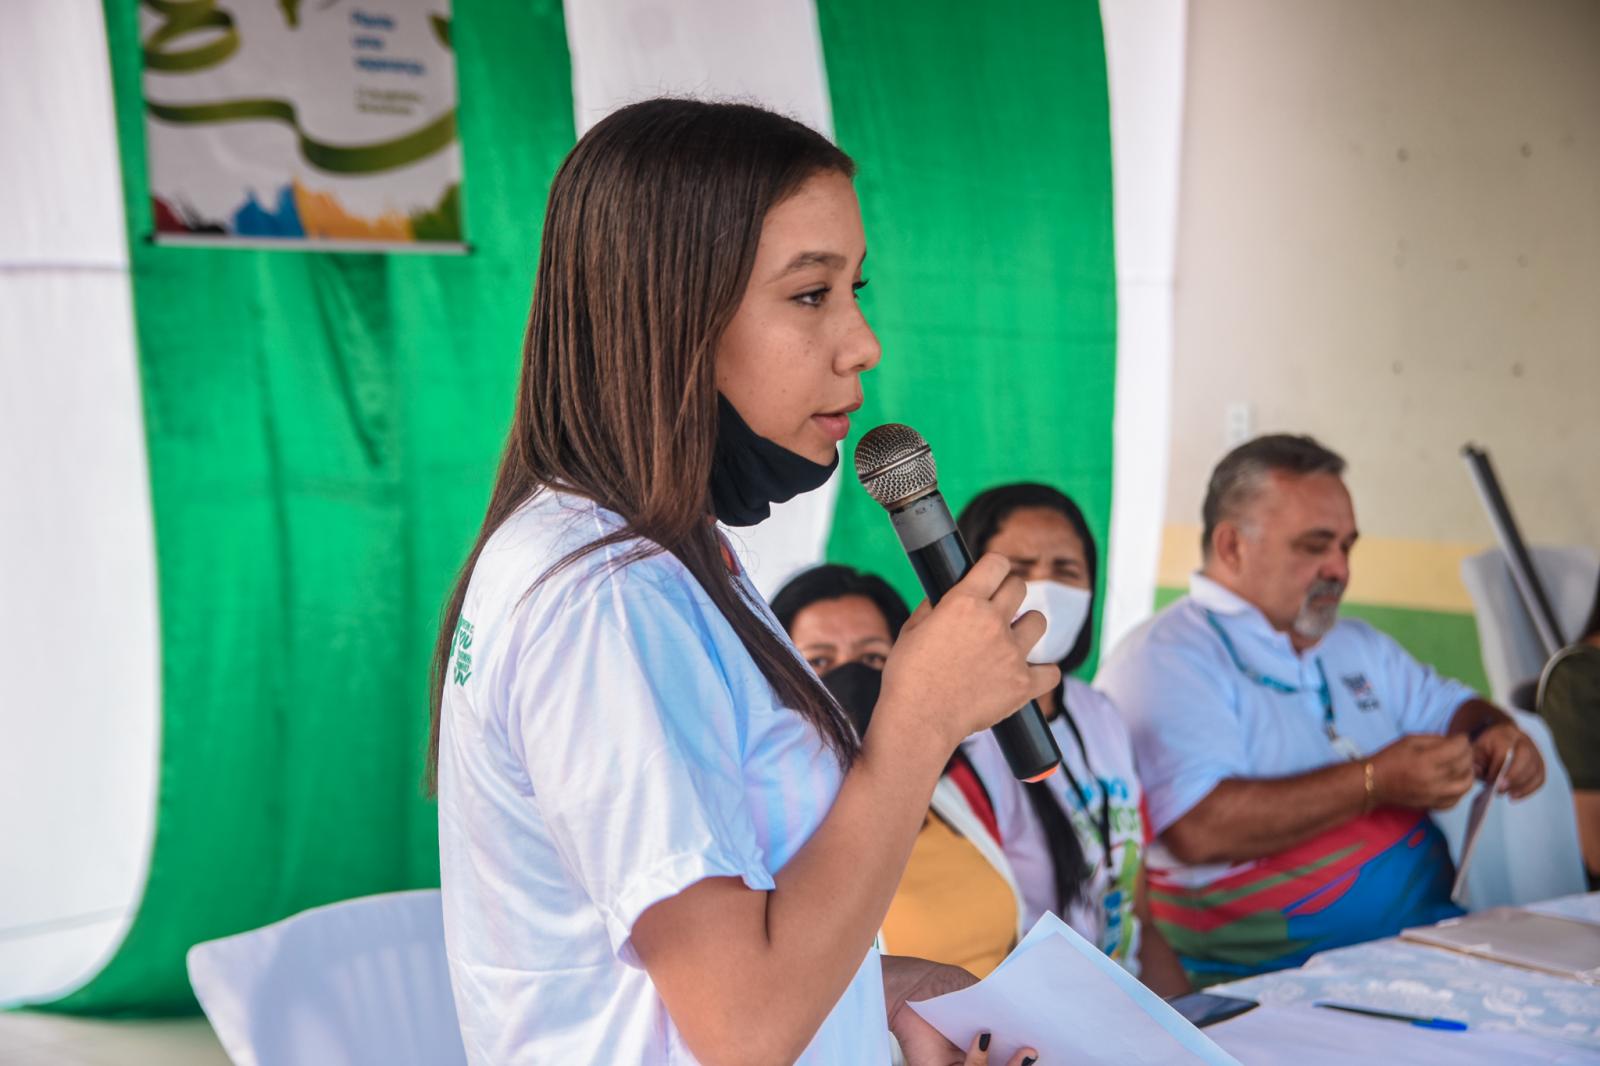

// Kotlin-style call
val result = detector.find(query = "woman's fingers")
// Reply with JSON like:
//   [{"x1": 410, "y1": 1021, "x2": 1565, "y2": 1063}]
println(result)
[
  {"x1": 1027, "y1": 662, "x2": 1062, "y2": 701},
  {"x1": 900, "y1": 598, "x2": 934, "y2": 634},
  {"x1": 1011, "y1": 608, "x2": 1047, "y2": 651},
  {"x1": 877, "y1": 552, "x2": 1061, "y2": 744},
  {"x1": 958, "y1": 552, "x2": 1014, "y2": 600},
  {"x1": 963, "y1": 1037, "x2": 1038, "y2": 1066},
  {"x1": 991, "y1": 572, "x2": 1028, "y2": 620}
]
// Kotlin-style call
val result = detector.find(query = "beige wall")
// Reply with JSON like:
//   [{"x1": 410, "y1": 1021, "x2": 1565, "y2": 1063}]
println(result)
[{"x1": 1166, "y1": 0, "x2": 1600, "y2": 566}]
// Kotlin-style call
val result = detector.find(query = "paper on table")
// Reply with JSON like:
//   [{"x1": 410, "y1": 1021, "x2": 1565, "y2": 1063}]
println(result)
[
  {"x1": 908, "y1": 913, "x2": 1240, "y2": 1065},
  {"x1": 1208, "y1": 1004, "x2": 1595, "y2": 1065},
  {"x1": 1401, "y1": 907, "x2": 1600, "y2": 984}
]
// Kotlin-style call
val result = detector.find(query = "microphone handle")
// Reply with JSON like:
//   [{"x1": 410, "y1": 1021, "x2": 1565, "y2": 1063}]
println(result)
[{"x1": 891, "y1": 492, "x2": 1063, "y2": 782}]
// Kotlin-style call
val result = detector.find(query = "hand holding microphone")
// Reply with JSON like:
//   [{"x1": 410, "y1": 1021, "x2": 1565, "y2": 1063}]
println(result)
[
  {"x1": 856, "y1": 424, "x2": 1064, "y2": 781},
  {"x1": 879, "y1": 554, "x2": 1061, "y2": 760}
]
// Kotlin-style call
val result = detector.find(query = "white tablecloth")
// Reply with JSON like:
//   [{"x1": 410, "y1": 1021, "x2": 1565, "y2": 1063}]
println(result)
[{"x1": 1208, "y1": 893, "x2": 1600, "y2": 1061}]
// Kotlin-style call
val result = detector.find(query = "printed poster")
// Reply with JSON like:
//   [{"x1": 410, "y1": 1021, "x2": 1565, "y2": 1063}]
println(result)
[{"x1": 140, "y1": 0, "x2": 464, "y2": 251}]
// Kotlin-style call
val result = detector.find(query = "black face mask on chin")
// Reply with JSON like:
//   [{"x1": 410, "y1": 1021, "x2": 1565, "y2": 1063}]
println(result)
[
  {"x1": 709, "y1": 393, "x2": 838, "y2": 527},
  {"x1": 821, "y1": 660, "x2": 883, "y2": 737}
]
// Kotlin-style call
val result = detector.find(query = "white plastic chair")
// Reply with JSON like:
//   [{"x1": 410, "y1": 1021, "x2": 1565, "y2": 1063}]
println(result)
[
  {"x1": 1459, "y1": 545, "x2": 1598, "y2": 707},
  {"x1": 1431, "y1": 707, "x2": 1586, "y2": 909},
  {"x1": 187, "y1": 890, "x2": 467, "y2": 1066},
  {"x1": 1440, "y1": 546, "x2": 1597, "y2": 909}
]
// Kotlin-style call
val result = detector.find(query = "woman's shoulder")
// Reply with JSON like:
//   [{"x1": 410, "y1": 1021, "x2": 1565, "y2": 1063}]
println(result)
[
  {"x1": 481, "y1": 489, "x2": 622, "y2": 561},
  {"x1": 470, "y1": 490, "x2": 693, "y2": 618}
]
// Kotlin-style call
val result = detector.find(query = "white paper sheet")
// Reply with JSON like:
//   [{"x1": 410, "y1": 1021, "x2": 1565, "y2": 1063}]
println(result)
[
  {"x1": 908, "y1": 913, "x2": 1240, "y2": 1064},
  {"x1": 1452, "y1": 741, "x2": 1517, "y2": 907},
  {"x1": 1207, "y1": 1005, "x2": 1598, "y2": 1065}
]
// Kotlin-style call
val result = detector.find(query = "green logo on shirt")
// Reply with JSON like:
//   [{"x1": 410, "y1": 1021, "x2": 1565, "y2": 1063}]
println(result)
[{"x1": 451, "y1": 616, "x2": 475, "y2": 685}]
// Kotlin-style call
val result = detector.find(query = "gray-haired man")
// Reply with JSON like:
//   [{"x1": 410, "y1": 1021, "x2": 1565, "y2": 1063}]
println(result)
[{"x1": 1098, "y1": 434, "x2": 1543, "y2": 982}]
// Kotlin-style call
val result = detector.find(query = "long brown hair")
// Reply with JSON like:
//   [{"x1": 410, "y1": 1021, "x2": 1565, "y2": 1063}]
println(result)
[{"x1": 425, "y1": 99, "x2": 861, "y2": 792}]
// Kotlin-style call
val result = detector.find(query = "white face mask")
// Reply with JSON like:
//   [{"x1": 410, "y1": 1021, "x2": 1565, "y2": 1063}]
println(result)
[{"x1": 1016, "y1": 580, "x2": 1093, "y2": 665}]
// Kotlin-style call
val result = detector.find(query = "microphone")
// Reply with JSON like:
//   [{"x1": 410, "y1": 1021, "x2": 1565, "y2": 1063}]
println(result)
[{"x1": 854, "y1": 424, "x2": 1062, "y2": 782}]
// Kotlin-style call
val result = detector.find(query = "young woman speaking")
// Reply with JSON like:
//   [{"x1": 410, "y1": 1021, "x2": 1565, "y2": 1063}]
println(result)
[{"x1": 428, "y1": 99, "x2": 1053, "y2": 1065}]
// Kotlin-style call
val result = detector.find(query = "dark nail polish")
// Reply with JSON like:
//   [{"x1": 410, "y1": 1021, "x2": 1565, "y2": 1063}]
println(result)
[
  {"x1": 1021, "y1": 1058, "x2": 1037, "y2": 1066},
  {"x1": 978, "y1": 1032, "x2": 991, "y2": 1052}
]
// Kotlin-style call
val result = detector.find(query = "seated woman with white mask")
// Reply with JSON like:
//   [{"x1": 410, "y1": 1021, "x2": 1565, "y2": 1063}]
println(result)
[
  {"x1": 957, "y1": 484, "x2": 1191, "y2": 997},
  {"x1": 771, "y1": 565, "x2": 1025, "y2": 979}
]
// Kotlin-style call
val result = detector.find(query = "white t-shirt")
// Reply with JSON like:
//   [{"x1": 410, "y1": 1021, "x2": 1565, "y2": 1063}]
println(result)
[
  {"x1": 963, "y1": 678, "x2": 1147, "y2": 973},
  {"x1": 1097, "y1": 571, "x2": 1475, "y2": 884},
  {"x1": 437, "y1": 491, "x2": 889, "y2": 1065}
]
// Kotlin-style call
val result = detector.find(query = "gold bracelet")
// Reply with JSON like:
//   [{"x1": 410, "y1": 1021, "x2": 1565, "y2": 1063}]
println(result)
[{"x1": 1363, "y1": 761, "x2": 1376, "y2": 812}]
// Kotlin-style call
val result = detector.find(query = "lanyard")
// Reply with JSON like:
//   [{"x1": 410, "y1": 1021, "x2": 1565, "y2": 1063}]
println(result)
[
  {"x1": 1203, "y1": 610, "x2": 1362, "y2": 762},
  {"x1": 1053, "y1": 701, "x2": 1113, "y2": 869}
]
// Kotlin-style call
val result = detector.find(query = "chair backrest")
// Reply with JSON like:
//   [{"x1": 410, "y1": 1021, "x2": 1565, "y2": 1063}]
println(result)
[
  {"x1": 1431, "y1": 708, "x2": 1587, "y2": 909},
  {"x1": 187, "y1": 890, "x2": 467, "y2": 1066},
  {"x1": 1459, "y1": 545, "x2": 1599, "y2": 706}
]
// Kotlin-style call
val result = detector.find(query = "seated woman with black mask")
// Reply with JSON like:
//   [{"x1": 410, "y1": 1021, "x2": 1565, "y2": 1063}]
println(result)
[{"x1": 771, "y1": 565, "x2": 1023, "y2": 977}]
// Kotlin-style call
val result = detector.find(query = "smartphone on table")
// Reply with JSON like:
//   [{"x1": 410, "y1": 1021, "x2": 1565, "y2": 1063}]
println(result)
[{"x1": 1165, "y1": 991, "x2": 1259, "y2": 1029}]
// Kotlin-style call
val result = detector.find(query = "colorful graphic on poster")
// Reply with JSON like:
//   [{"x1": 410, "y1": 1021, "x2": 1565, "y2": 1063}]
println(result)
[{"x1": 140, "y1": 0, "x2": 463, "y2": 250}]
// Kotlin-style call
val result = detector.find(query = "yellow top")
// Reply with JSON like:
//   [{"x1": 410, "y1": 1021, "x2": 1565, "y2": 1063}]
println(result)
[{"x1": 880, "y1": 813, "x2": 1017, "y2": 978}]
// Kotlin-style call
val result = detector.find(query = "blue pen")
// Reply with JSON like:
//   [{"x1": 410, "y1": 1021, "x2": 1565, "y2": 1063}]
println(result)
[{"x1": 1314, "y1": 1001, "x2": 1469, "y2": 1031}]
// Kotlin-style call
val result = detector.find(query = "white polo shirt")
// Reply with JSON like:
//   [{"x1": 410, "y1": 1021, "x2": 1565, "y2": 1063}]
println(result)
[
  {"x1": 437, "y1": 491, "x2": 889, "y2": 1065},
  {"x1": 1099, "y1": 573, "x2": 1477, "y2": 845}
]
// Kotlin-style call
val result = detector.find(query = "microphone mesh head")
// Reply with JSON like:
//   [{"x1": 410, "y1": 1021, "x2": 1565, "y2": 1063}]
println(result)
[{"x1": 854, "y1": 424, "x2": 938, "y2": 510}]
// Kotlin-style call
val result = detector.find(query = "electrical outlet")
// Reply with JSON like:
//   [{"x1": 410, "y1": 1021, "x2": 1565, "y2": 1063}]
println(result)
[{"x1": 1225, "y1": 402, "x2": 1254, "y2": 447}]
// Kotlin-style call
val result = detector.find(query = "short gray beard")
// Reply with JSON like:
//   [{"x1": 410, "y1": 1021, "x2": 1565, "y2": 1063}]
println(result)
[{"x1": 1292, "y1": 579, "x2": 1346, "y2": 642}]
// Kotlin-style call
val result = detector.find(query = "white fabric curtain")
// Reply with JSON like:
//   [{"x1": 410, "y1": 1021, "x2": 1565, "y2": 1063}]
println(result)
[
  {"x1": 0, "y1": 0, "x2": 159, "y2": 1005},
  {"x1": 1100, "y1": 0, "x2": 1189, "y2": 655}
]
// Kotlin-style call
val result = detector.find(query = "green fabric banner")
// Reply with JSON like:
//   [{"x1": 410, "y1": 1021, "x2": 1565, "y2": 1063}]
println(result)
[
  {"x1": 53, "y1": 0, "x2": 574, "y2": 1014},
  {"x1": 49, "y1": 0, "x2": 1119, "y2": 1013},
  {"x1": 816, "y1": 0, "x2": 1119, "y2": 676}
]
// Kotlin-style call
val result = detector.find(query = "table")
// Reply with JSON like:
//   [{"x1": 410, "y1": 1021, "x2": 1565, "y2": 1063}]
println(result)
[{"x1": 1204, "y1": 893, "x2": 1600, "y2": 1063}]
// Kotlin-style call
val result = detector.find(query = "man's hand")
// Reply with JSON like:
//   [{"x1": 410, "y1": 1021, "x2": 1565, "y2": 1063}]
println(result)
[
  {"x1": 1370, "y1": 734, "x2": 1476, "y2": 810},
  {"x1": 882, "y1": 956, "x2": 1037, "y2": 1066},
  {"x1": 1470, "y1": 721, "x2": 1546, "y2": 799}
]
